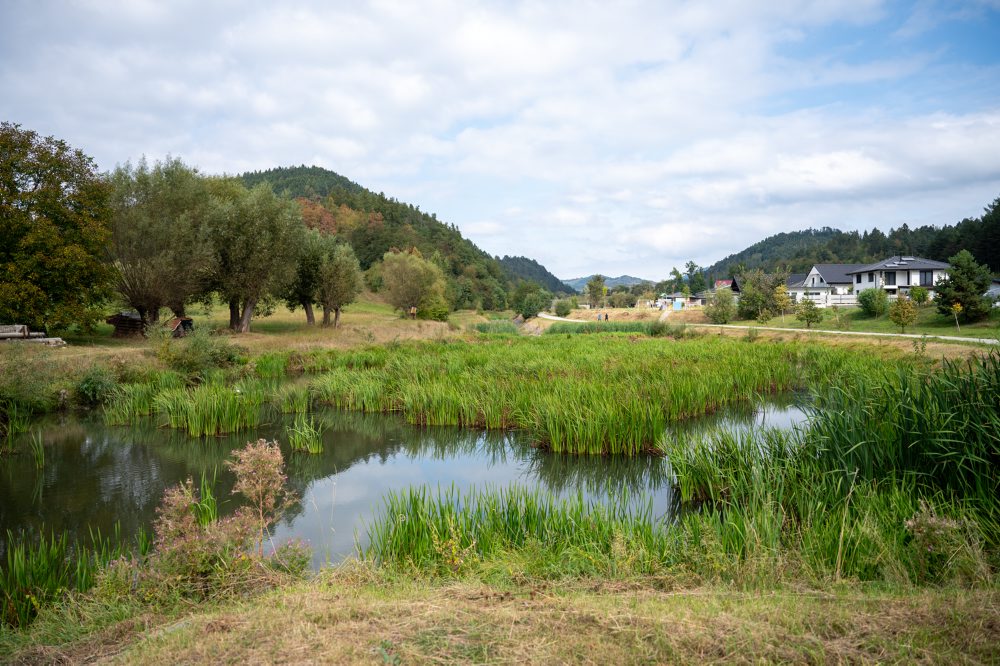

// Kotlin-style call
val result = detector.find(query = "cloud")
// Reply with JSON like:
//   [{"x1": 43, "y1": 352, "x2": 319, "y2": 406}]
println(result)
[{"x1": 1, "y1": 1, "x2": 998, "y2": 278}]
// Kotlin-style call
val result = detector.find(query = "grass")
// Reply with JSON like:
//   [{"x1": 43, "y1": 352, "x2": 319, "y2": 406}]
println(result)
[
  {"x1": 730, "y1": 302, "x2": 1000, "y2": 339},
  {"x1": 3, "y1": 566, "x2": 997, "y2": 664},
  {"x1": 286, "y1": 414, "x2": 324, "y2": 454},
  {"x1": 300, "y1": 335, "x2": 910, "y2": 455},
  {"x1": 471, "y1": 321, "x2": 519, "y2": 335}
]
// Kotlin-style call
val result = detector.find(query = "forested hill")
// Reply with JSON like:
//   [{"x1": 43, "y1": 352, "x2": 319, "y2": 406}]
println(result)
[
  {"x1": 240, "y1": 165, "x2": 510, "y2": 309},
  {"x1": 562, "y1": 275, "x2": 651, "y2": 292},
  {"x1": 705, "y1": 196, "x2": 1000, "y2": 277},
  {"x1": 499, "y1": 255, "x2": 572, "y2": 293}
]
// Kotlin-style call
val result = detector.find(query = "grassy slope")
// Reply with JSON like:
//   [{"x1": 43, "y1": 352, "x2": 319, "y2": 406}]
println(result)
[{"x1": 7, "y1": 569, "x2": 998, "y2": 664}]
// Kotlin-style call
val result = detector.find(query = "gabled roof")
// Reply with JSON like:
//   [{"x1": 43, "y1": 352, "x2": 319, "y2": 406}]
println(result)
[
  {"x1": 786, "y1": 273, "x2": 807, "y2": 288},
  {"x1": 845, "y1": 256, "x2": 950, "y2": 275},
  {"x1": 812, "y1": 264, "x2": 869, "y2": 284}
]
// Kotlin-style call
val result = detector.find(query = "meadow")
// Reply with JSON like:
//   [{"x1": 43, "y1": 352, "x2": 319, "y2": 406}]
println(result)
[{"x1": 3, "y1": 307, "x2": 999, "y2": 661}]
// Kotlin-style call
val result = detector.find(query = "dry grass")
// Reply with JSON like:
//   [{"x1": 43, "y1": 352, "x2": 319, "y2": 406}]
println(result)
[{"x1": 11, "y1": 569, "x2": 997, "y2": 665}]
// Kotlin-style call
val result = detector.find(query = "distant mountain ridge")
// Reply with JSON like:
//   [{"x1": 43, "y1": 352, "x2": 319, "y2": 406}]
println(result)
[
  {"x1": 499, "y1": 256, "x2": 571, "y2": 294},
  {"x1": 562, "y1": 275, "x2": 652, "y2": 292}
]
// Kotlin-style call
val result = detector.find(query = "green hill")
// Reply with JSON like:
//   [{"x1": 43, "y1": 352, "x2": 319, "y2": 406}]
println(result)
[
  {"x1": 562, "y1": 275, "x2": 652, "y2": 292},
  {"x1": 240, "y1": 166, "x2": 511, "y2": 310},
  {"x1": 499, "y1": 255, "x2": 573, "y2": 294},
  {"x1": 705, "y1": 196, "x2": 1000, "y2": 278}
]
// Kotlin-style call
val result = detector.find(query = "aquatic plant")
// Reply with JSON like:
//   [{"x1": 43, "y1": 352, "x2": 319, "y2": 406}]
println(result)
[
  {"x1": 28, "y1": 430, "x2": 43, "y2": 469},
  {"x1": 473, "y1": 321, "x2": 519, "y2": 335},
  {"x1": 286, "y1": 414, "x2": 323, "y2": 454}
]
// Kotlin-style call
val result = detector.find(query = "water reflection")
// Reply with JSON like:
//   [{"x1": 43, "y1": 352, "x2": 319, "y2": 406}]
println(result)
[{"x1": 0, "y1": 397, "x2": 808, "y2": 566}]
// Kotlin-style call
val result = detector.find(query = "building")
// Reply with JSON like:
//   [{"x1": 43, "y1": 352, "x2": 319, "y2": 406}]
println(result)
[
  {"x1": 788, "y1": 264, "x2": 868, "y2": 306},
  {"x1": 844, "y1": 256, "x2": 950, "y2": 300}
]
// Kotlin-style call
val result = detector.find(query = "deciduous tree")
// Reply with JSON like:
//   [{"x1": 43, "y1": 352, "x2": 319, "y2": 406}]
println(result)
[
  {"x1": 889, "y1": 296, "x2": 917, "y2": 333},
  {"x1": 0, "y1": 122, "x2": 113, "y2": 331},
  {"x1": 380, "y1": 249, "x2": 448, "y2": 319},
  {"x1": 316, "y1": 241, "x2": 362, "y2": 327},
  {"x1": 704, "y1": 287, "x2": 736, "y2": 324},
  {"x1": 108, "y1": 157, "x2": 212, "y2": 323},
  {"x1": 206, "y1": 181, "x2": 304, "y2": 333},
  {"x1": 796, "y1": 298, "x2": 822, "y2": 329},
  {"x1": 586, "y1": 275, "x2": 606, "y2": 308}
]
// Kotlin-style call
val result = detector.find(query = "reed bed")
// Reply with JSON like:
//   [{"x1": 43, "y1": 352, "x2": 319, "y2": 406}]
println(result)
[
  {"x1": 1, "y1": 525, "x2": 150, "y2": 629},
  {"x1": 304, "y1": 336, "x2": 899, "y2": 456},
  {"x1": 364, "y1": 485, "x2": 666, "y2": 575}
]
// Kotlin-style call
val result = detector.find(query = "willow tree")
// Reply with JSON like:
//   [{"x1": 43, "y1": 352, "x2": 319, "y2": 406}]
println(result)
[
  {"x1": 206, "y1": 181, "x2": 304, "y2": 333},
  {"x1": 316, "y1": 241, "x2": 362, "y2": 327},
  {"x1": 380, "y1": 249, "x2": 448, "y2": 318},
  {"x1": 108, "y1": 157, "x2": 211, "y2": 323}
]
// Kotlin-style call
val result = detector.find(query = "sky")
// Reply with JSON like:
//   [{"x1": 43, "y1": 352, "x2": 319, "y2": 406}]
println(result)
[{"x1": 2, "y1": 1, "x2": 999, "y2": 281}]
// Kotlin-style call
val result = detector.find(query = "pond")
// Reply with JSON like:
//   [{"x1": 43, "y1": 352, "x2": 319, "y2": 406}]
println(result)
[{"x1": 0, "y1": 395, "x2": 808, "y2": 568}]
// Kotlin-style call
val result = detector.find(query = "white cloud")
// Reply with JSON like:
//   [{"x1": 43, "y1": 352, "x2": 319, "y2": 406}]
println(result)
[{"x1": 1, "y1": 1, "x2": 998, "y2": 279}]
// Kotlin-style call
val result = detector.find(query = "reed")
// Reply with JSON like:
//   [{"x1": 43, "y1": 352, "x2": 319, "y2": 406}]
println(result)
[
  {"x1": 103, "y1": 383, "x2": 159, "y2": 425},
  {"x1": 306, "y1": 336, "x2": 898, "y2": 456},
  {"x1": 286, "y1": 413, "x2": 324, "y2": 453},
  {"x1": 274, "y1": 383, "x2": 311, "y2": 413},
  {"x1": 28, "y1": 430, "x2": 43, "y2": 468},
  {"x1": 1, "y1": 524, "x2": 149, "y2": 629}
]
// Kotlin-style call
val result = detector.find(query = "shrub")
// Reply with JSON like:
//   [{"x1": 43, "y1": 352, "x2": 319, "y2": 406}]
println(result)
[
  {"x1": 857, "y1": 288, "x2": 889, "y2": 318},
  {"x1": 910, "y1": 286, "x2": 929, "y2": 305},
  {"x1": 554, "y1": 300, "x2": 572, "y2": 318},
  {"x1": 156, "y1": 328, "x2": 246, "y2": 377},
  {"x1": 76, "y1": 365, "x2": 118, "y2": 406},
  {"x1": 795, "y1": 299, "x2": 823, "y2": 329},
  {"x1": 704, "y1": 288, "x2": 736, "y2": 324}
]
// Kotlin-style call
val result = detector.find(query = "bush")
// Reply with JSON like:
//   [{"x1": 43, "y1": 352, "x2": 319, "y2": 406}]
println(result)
[
  {"x1": 417, "y1": 293, "x2": 450, "y2": 322},
  {"x1": 554, "y1": 300, "x2": 572, "y2": 318},
  {"x1": 75, "y1": 365, "x2": 119, "y2": 406},
  {"x1": 857, "y1": 288, "x2": 889, "y2": 318},
  {"x1": 910, "y1": 286, "x2": 929, "y2": 305},
  {"x1": 156, "y1": 328, "x2": 246, "y2": 377},
  {"x1": 704, "y1": 288, "x2": 736, "y2": 324}
]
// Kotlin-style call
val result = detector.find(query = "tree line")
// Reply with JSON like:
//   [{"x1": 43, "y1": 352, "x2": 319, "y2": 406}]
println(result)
[{"x1": 0, "y1": 124, "x2": 501, "y2": 333}]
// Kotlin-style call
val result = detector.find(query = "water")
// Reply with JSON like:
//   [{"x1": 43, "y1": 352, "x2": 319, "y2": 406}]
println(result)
[{"x1": 0, "y1": 397, "x2": 808, "y2": 567}]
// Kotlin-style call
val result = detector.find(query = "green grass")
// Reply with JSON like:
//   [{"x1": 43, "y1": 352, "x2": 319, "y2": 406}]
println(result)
[
  {"x1": 471, "y1": 321, "x2": 519, "y2": 335},
  {"x1": 286, "y1": 413, "x2": 324, "y2": 454},
  {"x1": 302, "y1": 335, "x2": 908, "y2": 455},
  {"x1": 735, "y1": 303, "x2": 1000, "y2": 339}
]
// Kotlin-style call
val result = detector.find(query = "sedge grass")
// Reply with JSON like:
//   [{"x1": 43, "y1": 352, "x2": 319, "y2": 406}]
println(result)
[{"x1": 286, "y1": 414, "x2": 324, "y2": 454}]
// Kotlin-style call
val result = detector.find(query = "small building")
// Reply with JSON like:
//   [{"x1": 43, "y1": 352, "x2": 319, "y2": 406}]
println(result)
[
  {"x1": 106, "y1": 311, "x2": 144, "y2": 337},
  {"x1": 164, "y1": 316, "x2": 194, "y2": 338}
]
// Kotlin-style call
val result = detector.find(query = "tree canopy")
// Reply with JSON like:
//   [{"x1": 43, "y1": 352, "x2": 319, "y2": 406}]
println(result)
[{"x1": 0, "y1": 122, "x2": 113, "y2": 331}]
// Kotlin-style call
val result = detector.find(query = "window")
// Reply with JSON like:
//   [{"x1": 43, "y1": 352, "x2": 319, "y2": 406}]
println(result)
[
  {"x1": 868, "y1": 272, "x2": 874, "y2": 283},
  {"x1": 885, "y1": 272, "x2": 896, "y2": 286},
  {"x1": 855, "y1": 274, "x2": 861, "y2": 284},
  {"x1": 920, "y1": 270, "x2": 933, "y2": 286}
]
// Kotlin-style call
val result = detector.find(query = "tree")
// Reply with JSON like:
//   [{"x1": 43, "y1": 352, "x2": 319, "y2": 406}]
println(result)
[
  {"x1": 380, "y1": 249, "x2": 448, "y2": 319},
  {"x1": 284, "y1": 229, "x2": 325, "y2": 325},
  {"x1": 704, "y1": 288, "x2": 736, "y2": 324},
  {"x1": 206, "y1": 181, "x2": 305, "y2": 333},
  {"x1": 888, "y1": 296, "x2": 917, "y2": 333},
  {"x1": 0, "y1": 122, "x2": 113, "y2": 331},
  {"x1": 316, "y1": 241, "x2": 362, "y2": 328},
  {"x1": 510, "y1": 281, "x2": 551, "y2": 319},
  {"x1": 554, "y1": 300, "x2": 572, "y2": 317},
  {"x1": 796, "y1": 298, "x2": 822, "y2": 329},
  {"x1": 950, "y1": 302, "x2": 963, "y2": 331},
  {"x1": 108, "y1": 157, "x2": 212, "y2": 323},
  {"x1": 669, "y1": 267, "x2": 685, "y2": 293},
  {"x1": 909, "y1": 286, "x2": 929, "y2": 306},
  {"x1": 686, "y1": 261, "x2": 707, "y2": 294},
  {"x1": 934, "y1": 250, "x2": 992, "y2": 323},
  {"x1": 586, "y1": 275, "x2": 606, "y2": 308},
  {"x1": 773, "y1": 284, "x2": 792, "y2": 323},
  {"x1": 857, "y1": 288, "x2": 889, "y2": 318},
  {"x1": 736, "y1": 269, "x2": 787, "y2": 321}
]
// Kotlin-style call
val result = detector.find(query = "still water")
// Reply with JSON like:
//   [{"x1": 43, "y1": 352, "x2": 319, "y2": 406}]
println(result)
[{"x1": 0, "y1": 397, "x2": 807, "y2": 567}]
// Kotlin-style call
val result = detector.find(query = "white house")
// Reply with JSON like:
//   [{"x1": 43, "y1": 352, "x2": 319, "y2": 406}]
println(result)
[
  {"x1": 844, "y1": 256, "x2": 950, "y2": 300},
  {"x1": 788, "y1": 264, "x2": 868, "y2": 307}
]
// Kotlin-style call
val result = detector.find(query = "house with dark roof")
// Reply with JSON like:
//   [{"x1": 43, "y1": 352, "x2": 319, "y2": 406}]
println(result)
[
  {"x1": 788, "y1": 264, "x2": 868, "y2": 307},
  {"x1": 844, "y1": 256, "x2": 950, "y2": 300}
]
